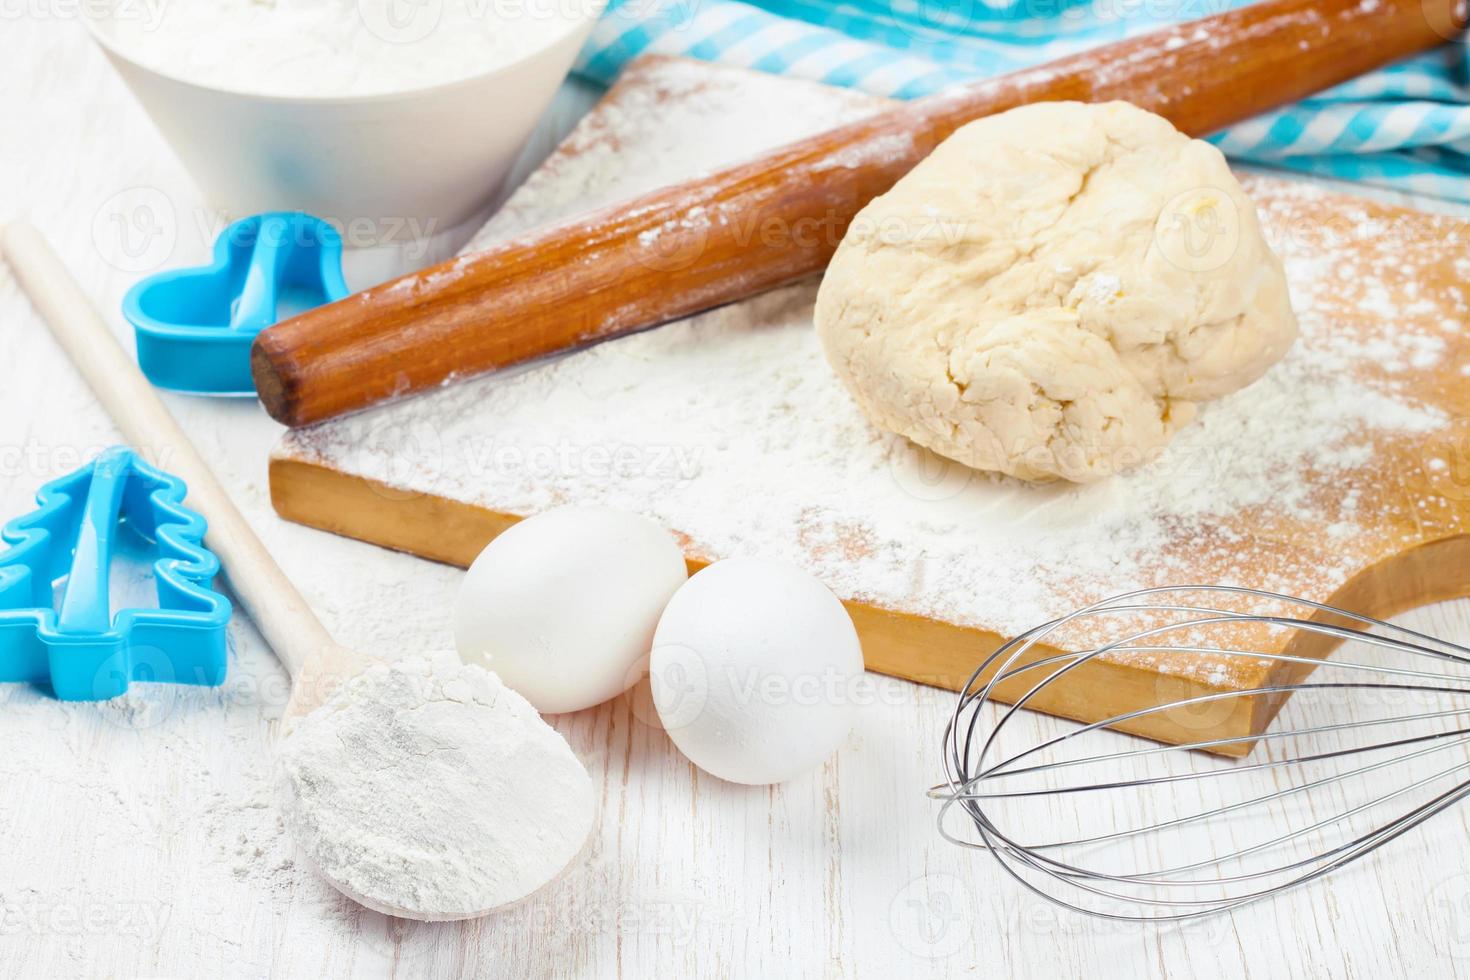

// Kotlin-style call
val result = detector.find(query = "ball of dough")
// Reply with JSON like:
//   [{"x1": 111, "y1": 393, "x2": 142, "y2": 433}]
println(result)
[
  {"x1": 454, "y1": 506, "x2": 689, "y2": 714},
  {"x1": 650, "y1": 558, "x2": 863, "y2": 785},
  {"x1": 815, "y1": 100, "x2": 1298, "y2": 483}
]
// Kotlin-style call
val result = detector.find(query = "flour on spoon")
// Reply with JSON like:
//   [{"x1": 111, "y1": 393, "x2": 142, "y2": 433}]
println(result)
[{"x1": 275, "y1": 653, "x2": 595, "y2": 920}]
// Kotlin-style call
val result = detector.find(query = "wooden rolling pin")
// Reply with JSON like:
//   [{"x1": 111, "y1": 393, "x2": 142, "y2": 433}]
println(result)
[{"x1": 253, "y1": 0, "x2": 1466, "y2": 427}]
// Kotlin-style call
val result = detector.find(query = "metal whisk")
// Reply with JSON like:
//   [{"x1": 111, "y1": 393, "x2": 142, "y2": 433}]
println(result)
[{"x1": 932, "y1": 585, "x2": 1470, "y2": 921}]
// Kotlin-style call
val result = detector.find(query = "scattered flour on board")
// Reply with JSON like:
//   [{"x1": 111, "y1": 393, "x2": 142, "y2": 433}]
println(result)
[{"x1": 280, "y1": 59, "x2": 1466, "y2": 691}]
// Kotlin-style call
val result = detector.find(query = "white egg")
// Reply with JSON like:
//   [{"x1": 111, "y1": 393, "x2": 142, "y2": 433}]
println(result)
[
  {"x1": 650, "y1": 557, "x2": 864, "y2": 785},
  {"x1": 454, "y1": 506, "x2": 688, "y2": 714}
]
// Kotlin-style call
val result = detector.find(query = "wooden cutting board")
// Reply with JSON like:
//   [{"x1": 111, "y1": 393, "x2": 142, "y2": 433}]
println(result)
[{"x1": 269, "y1": 55, "x2": 1470, "y2": 752}]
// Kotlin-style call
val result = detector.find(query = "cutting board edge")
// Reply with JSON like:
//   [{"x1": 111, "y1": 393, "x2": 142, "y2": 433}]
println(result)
[
  {"x1": 268, "y1": 453, "x2": 1374, "y2": 755},
  {"x1": 263, "y1": 53, "x2": 1470, "y2": 753}
]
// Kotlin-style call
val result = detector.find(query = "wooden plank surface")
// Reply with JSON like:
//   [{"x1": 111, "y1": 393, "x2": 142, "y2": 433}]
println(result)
[
  {"x1": 5, "y1": 14, "x2": 1470, "y2": 980},
  {"x1": 271, "y1": 56, "x2": 1470, "y2": 753}
]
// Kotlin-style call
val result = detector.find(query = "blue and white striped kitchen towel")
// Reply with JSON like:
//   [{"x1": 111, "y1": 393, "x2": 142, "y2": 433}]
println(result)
[{"x1": 575, "y1": 0, "x2": 1470, "y2": 202}]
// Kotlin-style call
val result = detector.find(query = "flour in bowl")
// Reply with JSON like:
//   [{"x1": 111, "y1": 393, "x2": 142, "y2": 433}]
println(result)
[
  {"x1": 275, "y1": 653, "x2": 595, "y2": 920},
  {"x1": 99, "y1": 0, "x2": 585, "y2": 97}
]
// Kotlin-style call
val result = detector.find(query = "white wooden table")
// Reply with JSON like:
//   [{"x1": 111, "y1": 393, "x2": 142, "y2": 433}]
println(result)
[{"x1": 4, "y1": 13, "x2": 1470, "y2": 980}]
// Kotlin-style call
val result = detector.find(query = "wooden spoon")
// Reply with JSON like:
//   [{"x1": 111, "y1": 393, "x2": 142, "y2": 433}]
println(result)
[
  {"x1": 1, "y1": 225, "x2": 352, "y2": 716},
  {"x1": 0, "y1": 224, "x2": 575, "y2": 921}
]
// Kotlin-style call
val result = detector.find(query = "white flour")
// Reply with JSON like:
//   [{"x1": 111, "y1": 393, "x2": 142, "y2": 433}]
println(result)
[
  {"x1": 275, "y1": 653, "x2": 595, "y2": 920},
  {"x1": 99, "y1": 0, "x2": 580, "y2": 97}
]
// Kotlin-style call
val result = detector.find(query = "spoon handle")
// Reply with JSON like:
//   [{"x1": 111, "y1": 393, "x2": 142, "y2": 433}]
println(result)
[{"x1": 2, "y1": 223, "x2": 332, "y2": 680}]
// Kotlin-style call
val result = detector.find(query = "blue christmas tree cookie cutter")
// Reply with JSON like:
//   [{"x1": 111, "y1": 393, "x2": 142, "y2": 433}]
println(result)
[
  {"x1": 0, "y1": 447, "x2": 232, "y2": 700},
  {"x1": 123, "y1": 212, "x2": 349, "y2": 396}
]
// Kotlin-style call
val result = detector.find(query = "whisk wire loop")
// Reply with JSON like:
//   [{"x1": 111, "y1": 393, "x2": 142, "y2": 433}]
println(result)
[{"x1": 935, "y1": 585, "x2": 1470, "y2": 920}]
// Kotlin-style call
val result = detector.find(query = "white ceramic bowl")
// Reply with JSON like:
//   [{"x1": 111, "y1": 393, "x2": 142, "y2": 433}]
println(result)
[{"x1": 85, "y1": 1, "x2": 602, "y2": 240}]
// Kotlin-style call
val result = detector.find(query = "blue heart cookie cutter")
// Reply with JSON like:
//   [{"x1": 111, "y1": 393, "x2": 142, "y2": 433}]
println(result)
[
  {"x1": 0, "y1": 447, "x2": 232, "y2": 700},
  {"x1": 123, "y1": 212, "x2": 349, "y2": 396}
]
